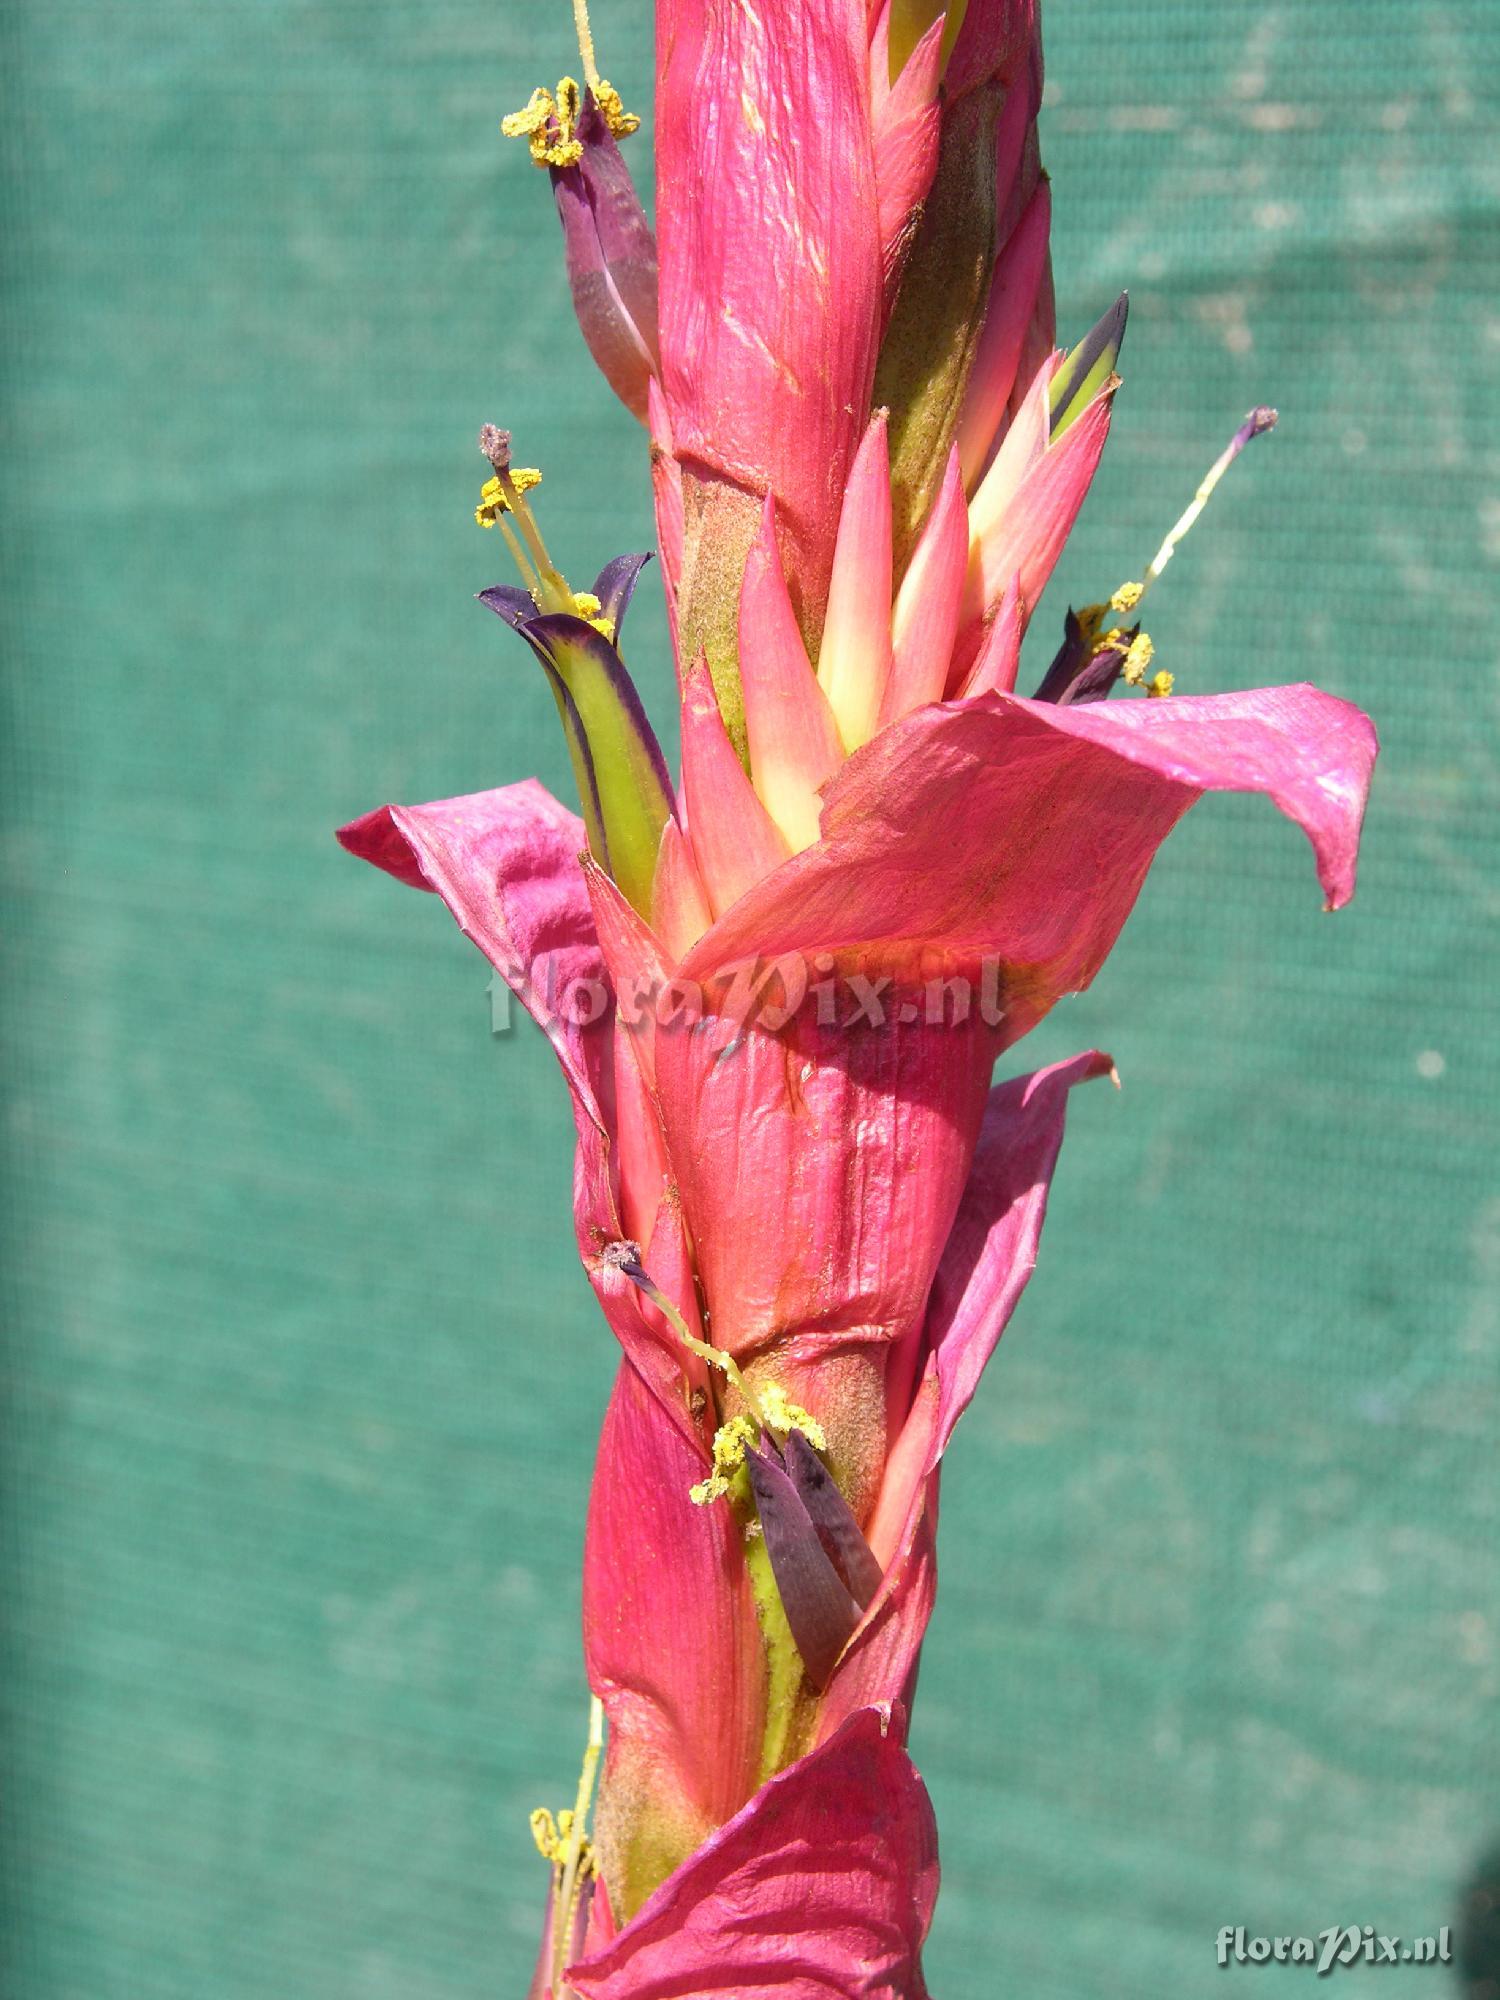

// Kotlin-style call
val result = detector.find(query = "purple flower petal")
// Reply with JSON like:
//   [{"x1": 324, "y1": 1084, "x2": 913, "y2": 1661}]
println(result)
[
  {"x1": 550, "y1": 93, "x2": 660, "y2": 422},
  {"x1": 1032, "y1": 606, "x2": 1136, "y2": 706},
  {"x1": 590, "y1": 551, "x2": 653, "y2": 643},
  {"x1": 782, "y1": 1428, "x2": 884, "y2": 1611},
  {"x1": 476, "y1": 582, "x2": 537, "y2": 632},
  {"x1": 745, "y1": 1442, "x2": 864, "y2": 1692}
]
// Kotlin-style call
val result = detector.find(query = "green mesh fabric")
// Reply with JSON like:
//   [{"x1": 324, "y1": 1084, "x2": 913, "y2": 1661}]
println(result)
[{"x1": 2, "y1": 3, "x2": 1496, "y2": 1994}]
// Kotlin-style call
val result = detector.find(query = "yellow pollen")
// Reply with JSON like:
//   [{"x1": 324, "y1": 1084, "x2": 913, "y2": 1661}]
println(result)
[
  {"x1": 592, "y1": 79, "x2": 640, "y2": 139},
  {"x1": 689, "y1": 1387, "x2": 827, "y2": 1506},
  {"x1": 1147, "y1": 670, "x2": 1174, "y2": 698},
  {"x1": 568, "y1": 588, "x2": 616, "y2": 639},
  {"x1": 690, "y1": 1415, "x2": 760, "y2": 1506},
  {"x1": 1110, "y1": 579, "x2": 1145, "y2": 614},
  {"x1": 1120, "y1": 631, "x2": 1155, "y2": 686},
  {"x1": 502, "y1": 71, "x2": 636, "y2": 168},
  {"x1": 758, "y1": 1385, "x2": 826, "y2": 1452},
  {"x1": 476, "y1": 467, "x2": 543, "y2": 527},
  {"x1": 502, "y1": 79, "x2": 585, "y2": 169},
  {"x1": 533, "y1": 1697, "x2": 605, "y2": 2000},
  {"x1": 530, "y1": 1806, "x2": 567, "y2": 1864},
  {"x1": 1074, "y1": 603, "x2": 1108, "y2": 650}
]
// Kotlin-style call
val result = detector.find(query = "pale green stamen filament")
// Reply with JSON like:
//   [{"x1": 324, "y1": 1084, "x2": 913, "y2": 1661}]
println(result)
[
  {"x1": 571, "y1": 0, "x2": 602, "y2": 95},
  {"x1": 1085, "y1": 408, "x2": 1278, "y2": 697},
  {"x1": 1112, "y1": 406, "x2": 1279, "y2": 619},
  {"x1": 570, "y1": 0, "x2": 639, "y2": 136},
  {"x1": 494, "y1": 515, "x2": 542, "y2": 598},
  {"x1": 476, "y1": 427, "x2": 610, "y2": 628},
  {"x1": 532, "y1": 1694, "x2": 604, "y2": 2000},
  {"x1": 499, "y1": 470, "x2": 572, "y2": 612},
  {"x1": 603, "y1": 1243, "x2": 825, "y2": 1502},
  {"x1": 612, "y1": 1249, "x2": 769, "y2": 1428}
]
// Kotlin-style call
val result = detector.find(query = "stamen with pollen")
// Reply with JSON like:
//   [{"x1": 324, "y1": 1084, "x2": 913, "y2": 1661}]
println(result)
[
  {"x1": 530, "y1": 1694, "x2": 604, "y2": 2000},
  {"x1": 502, "y1": 3, "x2": 639, "y2": 172},
  {"x1": 1112, "y1": 405, "x2": 1280, "y2": 617},
  {"x1": 1120, "y1": 631, "x2": 1155, "y2": 687},
  {"x1": 602, "y1": 1240, "x2": 770, "y2": 1428},
  {"x1": 476, "y1": 425, "x2": 603, "y2": 623},
  {"x1": 569, "y1": 0, "x2": 640, "y2": 137},
  {"x1": 690, "y1": 1414, "x2": 761, "y2": 1506},
  {"x1": 1039, "y1": 407, "x2": 1279, "y2": 705},
  {"x1": 602, "y1": 1242, "x2": 825, "y2": 1501},
  {"x1": 502, "y1": 79, "x2": 586, "y2": 169}
]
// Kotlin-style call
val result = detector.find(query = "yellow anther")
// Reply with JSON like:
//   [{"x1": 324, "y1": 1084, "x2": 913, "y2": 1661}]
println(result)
[
  {"x1": 758, "y1": 1385, "x2": 826, "y2": 1452},
  {"x1": 536, "y1": 1698, "x2": 604, "y2": 2000},
  {"x1": 531, "y1": 1804, "x2": 596, "y2": 1880},
  {"x1": 566, "y1": 588, "x2": 614, "y2": 638},
  {"x1": 1120, "y1": 631, "x2": 1155, "y2": 686},
  {"x1": 501, "y1": 79, "x2": 585, "y2": 169},
  {"x1": 1110, "y1": 579, "x2": 1145, "y2": 614},
  {"x1": 1075, "y1": 603, "x2": 1108, "y2": 650},
  {"x1": 1147, "y1": 670, "x2": 1174, "y2": 698},
  {"x1": 476, "y1": 467, "x2": 543, "y2": 527},
  {"x1": 591, "y1": 79, "x2": 640, "y2": 138},
  {"x1": 690, "y1": 1415, "x2": 760, "y2": 1506},
  {"x1": 530, "y1": 1806, "x2": 564, "y2": 1863},
  {"x1": 688, "y1": 1388, "x2": 827, "y2": 1505}
]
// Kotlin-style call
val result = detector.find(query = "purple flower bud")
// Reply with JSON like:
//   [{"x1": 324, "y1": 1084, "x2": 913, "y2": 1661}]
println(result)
[{"x1": 550, "y1": 92, "x2": 660, "y2": 422}]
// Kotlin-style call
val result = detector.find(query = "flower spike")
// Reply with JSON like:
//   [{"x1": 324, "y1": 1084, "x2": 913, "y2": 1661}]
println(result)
[{"x1": 339, "y1": 8, "x2": 1380, "y2": 1984}]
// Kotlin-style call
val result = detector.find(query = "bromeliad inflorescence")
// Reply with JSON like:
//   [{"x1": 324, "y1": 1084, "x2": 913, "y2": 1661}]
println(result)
[{"x1": 339, "y1": 2, "x2": 1377, "y2": 1994}]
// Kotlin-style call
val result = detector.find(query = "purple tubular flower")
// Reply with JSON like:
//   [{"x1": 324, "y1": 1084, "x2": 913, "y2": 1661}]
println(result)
[
  {"x1": 478, "y1": 556, "x2": 673, "y2": 919},
  {"x1": 1032, "y1": 606, "x2": 1137, "y2": 706},
  {"x1": 551, "y1": 92, "x2": 661, "y2": 423},
  {"x1": 590, "y1": 550, "x2": 655, "y2": 637},
  {"x1": 745, "y1": 1441, "x2": 864, "y2": 1691},
  {"x1": 745, "y1": 1431, "x2": 884, "y2": 1690},
  {"x1": 781, "y1": 1428, "x2": 884, "y2": 1611}
]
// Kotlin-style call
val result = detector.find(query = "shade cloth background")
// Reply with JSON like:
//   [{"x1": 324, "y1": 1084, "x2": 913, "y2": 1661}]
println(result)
[{"x1": 2, "y1": 1, "x2": 1497, "y2": 1993}]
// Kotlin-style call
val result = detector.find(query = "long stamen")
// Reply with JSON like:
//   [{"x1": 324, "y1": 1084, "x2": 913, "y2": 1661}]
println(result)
[
  {"x1": 571, "y1": 0, "x2": 602, "y2": 96},
  {"x1": 602, "y1": 1240, "x2": 771, "y2": 1430},
  {"x1": 501, "y1": 474, "x2": 567, "y2": 601},
  {"x1": 1039, "y1": 407, "x2": 1278, "y2": 706},
  {"x1": 496, "y1": 516, "x2": 542, "y2": 597},
  {"x1": 478, "y1": 423, "x2": 574, "y2": 613},
  {"x1": 1115, "y1": 406, "x2": 1278, "y2": 614},
  {"x1": 551, "y1": 1695, "x2": 604, "y2": 2000}
]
